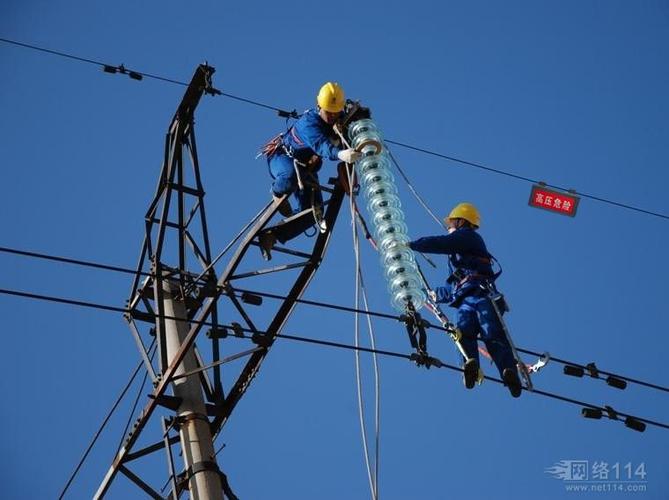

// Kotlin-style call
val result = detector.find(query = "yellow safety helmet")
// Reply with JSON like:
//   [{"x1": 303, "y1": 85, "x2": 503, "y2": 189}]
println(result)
[
  {"x1": 446, "y1": 202, "x2": 481, "y2": 227},
  {"x1": 317, "y1": 82, "x2": 345, "y2": 113}
]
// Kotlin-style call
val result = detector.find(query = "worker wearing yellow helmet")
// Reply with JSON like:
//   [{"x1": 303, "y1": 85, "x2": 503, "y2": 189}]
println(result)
[
  {"x1": 259, "y1": 82, "x2": 360, "y2": 219},
  {"x1": 408, "y1": 203, "x2": 522, "y2": 397}
]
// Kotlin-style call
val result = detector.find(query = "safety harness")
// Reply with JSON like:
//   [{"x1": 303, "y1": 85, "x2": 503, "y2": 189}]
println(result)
[
  {"x1": 258, "y1": 127, "x2": 327, "y2": 232},
  {"x1": 423, "y1": 250, "x2": 548, "y2": 389},
  {"x1": 447, "y1": 253, "x2": 501, "y2": 289}
]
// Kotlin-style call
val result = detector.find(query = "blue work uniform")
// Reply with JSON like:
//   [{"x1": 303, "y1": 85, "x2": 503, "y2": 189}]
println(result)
[
  {"x1": 267, "y1": 108, "x2": 342, "y2": 212},
  {"x1": 409, "y1": 228, "x2": 516, "y2": 376}
]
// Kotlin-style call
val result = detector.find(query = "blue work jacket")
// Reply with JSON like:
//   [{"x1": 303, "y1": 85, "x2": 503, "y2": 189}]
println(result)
[
  {"x1": 282, "y1": 108, "x2": 342, "y2": 164},
  {"x1": 409, "y1": 227, "x2": 497, "y2": 305}
]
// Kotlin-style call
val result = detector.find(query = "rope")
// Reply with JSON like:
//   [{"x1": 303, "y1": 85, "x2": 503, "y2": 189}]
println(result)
[
  {"x1": 359, "y1": 270, "x2": 381, "y2": 499},
  {"x1": 385, "y1": 145, "x2": 446, "y2": 230},
  {"x1": 348, "y1": 162, "x2": 380, "y2": 500}
]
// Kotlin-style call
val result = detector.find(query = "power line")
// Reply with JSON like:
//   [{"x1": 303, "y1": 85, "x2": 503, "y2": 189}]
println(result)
[
  {"x1": 383, "y1": 139, "x2": 669, "y2": 221},
  {"x1": 516, "y1": 347, "x2": 669, "y2": 394},
  {"x1": 0, "y1": 245, "x2": 150, "y2": 278},
  {"x1": 0, "y1": 286, "x2": 127, "y2": 313},
  {"x1": 0, "y1": 37, "x2": 295, "y2": 116},
  {"x1": 0, "y1": 285, "x2": 666, "y2": 431},
  {"x1": 215, "y1": 91, "x2": 298, "y2": 118},
  {"x1": 0, "y1": 243, "x2": 401, "y2": 320},
  {"x1": 235, "y1": 287, "x2": 400, "y2": 322},
  {"x1": 0, "y1": 37, "x2": 186, "y2": 85},
  {"x1": 1, "y1": 37, "x2": 114, "y2": 70},
  {"x1": 2, "y1": 36, "x2": 667, "y2": 222},
  {"x1": 2, "y1": 243, "x2": 668, "y2": 394},
  {"x1": 235, "y1": 287, "x2": 669, "y2": 394}
]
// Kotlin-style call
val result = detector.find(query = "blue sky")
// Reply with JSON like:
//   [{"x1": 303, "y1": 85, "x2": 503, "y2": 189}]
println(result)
[{"x1": 1, "y1": 1, "x2": 668, "y2": 499}]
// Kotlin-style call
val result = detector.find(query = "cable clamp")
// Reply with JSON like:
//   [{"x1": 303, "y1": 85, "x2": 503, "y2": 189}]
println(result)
[
  {"x1": 207, "y1": 327, "x2": 229, "y2": 339},
  {"x1": 251, "y1": 332, "x2": 272, "y2": 348},
  {"x1": 603, "y1": 405, "x2": 618, "y2": 420},
  {"x1": 586, "y1": 362, "x2": 600, "y2": 378},
  {"x1": 230, "y1": 322, "x2": 245, "y2": 338},
  {"x1": 277, "y1": 109, "x2": 300, "y2": 119},
  {"x1": 102, "y1": 63, "x2": 142, "y2": 81}
]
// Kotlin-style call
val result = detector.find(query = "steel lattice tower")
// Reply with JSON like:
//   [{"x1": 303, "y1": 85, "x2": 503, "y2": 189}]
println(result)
[{"x1": 95, "y1": 64, "x2": 368, "y2": 499}]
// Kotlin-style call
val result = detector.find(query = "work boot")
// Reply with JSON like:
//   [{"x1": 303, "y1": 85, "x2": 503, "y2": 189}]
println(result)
[
  {"x1": 258, "y1": 230, "x2": 276, "y2": 261},
  {"x1": 463, "y1": 358, "x2": 479, "y2": 389},
  {"x1": 502, "y1": 368, "x2": 522, "y2": 398},
  {"x1": 272, "y1": 193, "x2": 293, "y2": 217}
]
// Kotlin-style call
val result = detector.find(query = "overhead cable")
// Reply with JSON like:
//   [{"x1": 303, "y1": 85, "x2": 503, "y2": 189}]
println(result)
[
  {"x1": 1, "y1": 36, "x2": 667, "y2": 221},
  {"x1": 0, "y1": 37, "x2": 296, "y2": 116},
  {"x1": 0, "y1": 245, "x2": 150, "y2": 277},
  {"x1": 0, "y1": 285, "x2": 666, "y2": 432},
  {"x1": 383, "y1": 139, "x2": 669, "y2": 221},
  {"x1": 1, "y1": 244, "x2": 668, "y2": 394}
]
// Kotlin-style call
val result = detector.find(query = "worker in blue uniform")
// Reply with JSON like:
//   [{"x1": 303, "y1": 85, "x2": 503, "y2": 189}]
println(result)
[
  {"x1": 261, "y1": 82, "x2": 361, "y2": 217},
  {"x1": 408, "y1": 203, "x2": 522, "y2": 397}
]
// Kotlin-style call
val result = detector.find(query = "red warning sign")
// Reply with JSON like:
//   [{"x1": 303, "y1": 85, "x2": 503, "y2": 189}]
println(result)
[{"x1": 528, "y1": 184, "x2": 579, "y2": 217}]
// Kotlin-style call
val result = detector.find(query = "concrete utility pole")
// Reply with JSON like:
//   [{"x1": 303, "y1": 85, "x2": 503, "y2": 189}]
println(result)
[{"x1": 163, "y1": 279, "x2": 222, "y2": 500}]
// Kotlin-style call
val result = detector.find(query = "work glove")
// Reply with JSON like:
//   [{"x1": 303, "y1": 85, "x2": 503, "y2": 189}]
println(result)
[{"x1": 337, "y1": 148, "x2": 361, "y2": 164}]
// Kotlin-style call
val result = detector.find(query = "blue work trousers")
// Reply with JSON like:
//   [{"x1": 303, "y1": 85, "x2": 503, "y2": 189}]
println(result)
[
  {"x1": 268, "y1": 153, "x2": 322, "y2": 212},
  {"x1": 456, "y1": 293, "x2": 516, "y2": 377}
]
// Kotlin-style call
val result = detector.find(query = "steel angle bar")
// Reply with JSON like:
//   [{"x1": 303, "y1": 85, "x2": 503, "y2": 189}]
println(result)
[
  {"x1": 118, "y1": 465, "x2": 163, "y2": 500},
  {"x1": 229, "y1": 261, "x2": 309, "y2": 281},
  {"x1": 126, "y1": 318, "x2": 157, "y2": 382},
  {"x1": 247, "y1": 242, "x2": 313, "y2": 259},
  {"x1": 225, "y1": 292, "x2": 261, "y2": 334},
  {"x1": 162, "y1": 419, "x2": 180, "y2": 500},
  {"x1": 212, "y1": 180, "x2": 345, "y2": 432},
  {"x1": 124, "y1": 435, "x2": 180, "y2": 463},
  {"x1": 171, "y1": 347, "x2": 263, "y2": 382},
  {"x1": 193, "y1": 345, "x2": 215, "y2": 401}
]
